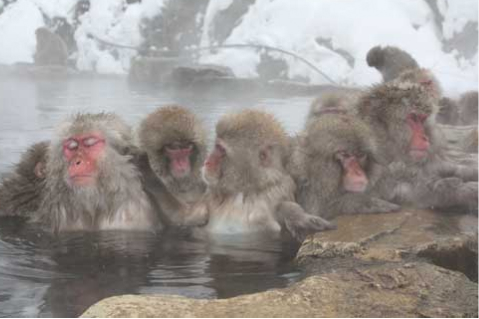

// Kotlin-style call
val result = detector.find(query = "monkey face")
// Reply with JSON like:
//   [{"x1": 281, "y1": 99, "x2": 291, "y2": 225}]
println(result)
[
  {"x1": 164, "y1": 141, "x2": 195, "y2": 179},
  {"x1": 63, "y1": 133, "x2": 106, "y2": 186},
  {"x1": 203, "y1": 140, "x2": 226, "y2": 187},
  {"x1": 335, "y1": 150, "x2": 369, "y2": 193},
  {"x1": 406, "y1": 112, "x2": 430, "y2": 161}
]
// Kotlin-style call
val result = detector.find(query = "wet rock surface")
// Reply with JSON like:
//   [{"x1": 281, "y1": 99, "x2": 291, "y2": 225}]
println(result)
[{"x1": 82, "y1": 210, "x2": 478, "y2": 317}]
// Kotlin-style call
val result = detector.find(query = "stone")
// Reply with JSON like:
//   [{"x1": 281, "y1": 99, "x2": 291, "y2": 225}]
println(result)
[{"x1": 82, "y1": 262, "x2": 477, "y2": 318}]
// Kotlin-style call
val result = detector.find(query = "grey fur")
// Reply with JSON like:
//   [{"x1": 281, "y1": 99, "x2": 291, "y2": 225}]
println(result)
[
  {"x1": 0, "y1": 141, "x2": 48, "y2": 217},
  {"x1": 366, "y1": 45, "x2": 419, "y2": 82},
  {"x1": 33, "y1": 113, "x2": 162, "y2": 232}
]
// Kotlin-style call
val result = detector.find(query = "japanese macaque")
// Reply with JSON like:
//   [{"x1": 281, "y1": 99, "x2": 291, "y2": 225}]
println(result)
[
  {"x1": 32, "y1": 113, "x2": 162, "y2": 232},
  {"x1": 366, "y1": 45, "x2": 419, "y2": 82},
  {"x1": 192, "y1": 109, "x2": 334, "y2": 242},
  {"x1": 138, "y1": 105, "x2": 206, "y2": 205},
  {"x1": 33, "y1": 27, "x2": 69, "y2": 66},
  {"x1": 0, "y1": 141, "x2": 48, "y2": 217},
  {"x1": 458, "y1": 91, "x2": 478, "y2": 126},
  {"x1": 356, "y1": 82, "x2": 478, "y2": 213},
  {"x1": 291, "y1": 103, "x2": 400, "y2": 220}
]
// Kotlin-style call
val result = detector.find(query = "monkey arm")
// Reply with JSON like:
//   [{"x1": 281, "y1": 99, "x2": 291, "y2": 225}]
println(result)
[
  {"x1": 275, "y1": 201, "x2": 335, "y2": 242},
  {"x1": 427, "y1": 177, "x2": 478, "y2": 214},
  {"x1": 434, "y1": 158, "x2": 478, "y2": 182},
  {"x1": 329, "y1": 193, "x2": 401, "y2": 216}
]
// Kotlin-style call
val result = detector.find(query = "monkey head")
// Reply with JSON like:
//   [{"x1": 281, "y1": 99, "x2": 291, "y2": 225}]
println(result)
[
  {"x1": 358, "y1": 82, "x2": 434, "y2": 163},
  {"x1": 305, "y1": 114, "x2": 379, "y2": 194},
  {"x1": 50, "y1": 113, "x2": 134, "y2": 188},
  {"x1": 394, "y1": 68, "x2": 442, "y2": 104},
  {"x1": 139, "y1": 105, "x2": 207, "y2": 184},
  {"x1": 203, "y1": 110, "x2": 289, "y2": 195}
]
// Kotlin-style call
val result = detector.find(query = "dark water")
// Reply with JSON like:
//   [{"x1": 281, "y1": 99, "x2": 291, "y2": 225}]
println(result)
[{"x1": 0, "y1": 76, "x2": 314, "y2": 317}]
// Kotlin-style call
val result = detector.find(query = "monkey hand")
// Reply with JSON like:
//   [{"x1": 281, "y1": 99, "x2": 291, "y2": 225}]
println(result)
[{"x1": 276, "y1": 201, "x2": 336, "y2": 243}]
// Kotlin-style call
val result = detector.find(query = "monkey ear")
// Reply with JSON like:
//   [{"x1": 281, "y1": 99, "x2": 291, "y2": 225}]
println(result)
[{"x1": 34, "y1": 162, "x2": 46, "y2": 179}]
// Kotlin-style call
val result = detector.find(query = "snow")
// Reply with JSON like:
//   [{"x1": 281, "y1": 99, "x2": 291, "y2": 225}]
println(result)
[{"x1": 0, "y1": 0, "x2": 476, "y2": 96}]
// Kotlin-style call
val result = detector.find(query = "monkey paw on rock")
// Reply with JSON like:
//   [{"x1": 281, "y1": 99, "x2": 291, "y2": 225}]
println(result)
[{"x1": 277, "y1": 202, "x2": 336, "y2": 243}]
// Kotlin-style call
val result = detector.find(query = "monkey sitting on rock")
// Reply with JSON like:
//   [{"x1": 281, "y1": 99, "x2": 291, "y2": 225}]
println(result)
[
  {"x1": 290, "y1": 95, "x2": 400, "y2": 220},
  {"x1": 356, "y1": 81, "x2": 477, "y2": 214}
]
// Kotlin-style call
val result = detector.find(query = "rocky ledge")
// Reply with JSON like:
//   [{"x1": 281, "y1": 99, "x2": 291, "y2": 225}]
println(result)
[{"x1": 82, "y1": 209, "x2": 477, "y2": 317}]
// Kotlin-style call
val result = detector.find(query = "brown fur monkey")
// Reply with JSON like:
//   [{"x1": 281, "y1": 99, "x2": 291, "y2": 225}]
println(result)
[
  {"x1": 192, "y1": 109, "x2": 334, "y2": 242},
  {"x1": 0, "y1": 141, "x2": 48, "y2": 217},
  {"x1": 33, "y1": 113, "x2": 162, "y2": 232},
  {"x1": 139, "y1": 105, "x2": 207, "y2": 205},
  {"x1": 34, "y1": 27, "x2": 69, "y2": 66},
  {"x1": 357, "y1": 82, "x2": 477, "y2": 213},
  {"x1": 366, "y1": 45, "x2": 419, "y2": 82},
  {"x1": 291, "y1": 103, "x2": 400, "y2": 220}
]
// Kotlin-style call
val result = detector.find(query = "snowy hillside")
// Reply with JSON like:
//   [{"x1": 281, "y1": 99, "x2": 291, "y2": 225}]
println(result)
[{"x1": 0, "y1": 0, "x2": 477, "y2": 96}]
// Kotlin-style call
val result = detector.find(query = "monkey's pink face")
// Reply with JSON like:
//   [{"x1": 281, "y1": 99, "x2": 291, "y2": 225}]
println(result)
[
  {"x1": 203, "y1": 140, "x2": 226, "y2": 184},
  {"x1": 336, "y1": 151, "x2": 368, "y2": 193},
  {"x1": 406, "y1": 112, "x2": 430, "y2": 161},
  {"x1": 165, "y1": 142, "x2": 194, "y2": 179},
  {"x1": 63, "y1": 133, "x2": 106, "y2": 186}
]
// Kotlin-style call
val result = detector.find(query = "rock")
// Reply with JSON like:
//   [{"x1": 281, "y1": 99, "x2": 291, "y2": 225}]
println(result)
[
  {"x1": 81, "y1": 262, "x2": 477, "y2": 317},
  {"x1": 297, "y1": 210, "x2": 478, "y2": 281}
]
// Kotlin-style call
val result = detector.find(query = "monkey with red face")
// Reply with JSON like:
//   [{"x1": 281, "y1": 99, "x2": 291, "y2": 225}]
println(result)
[
  {"x1": 190, "y1": 109, "x2": 335, "y2": 242},
  {"x1": 32, "y1": 113, "x2": 162, "y2": 232},
  {"x1": 357, "y1": 82, "x2": 477, "y2": 214},
  {"x1": 290, "y1": 97, "x2": 400, "y2": 220}
]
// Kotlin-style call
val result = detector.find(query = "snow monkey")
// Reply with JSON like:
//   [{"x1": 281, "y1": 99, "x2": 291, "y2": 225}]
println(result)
[
  {"x1": 357, "y1": 82, "x2": 478, "y2": 214},
  {"x1": 138, "y1": 105, "x2": 207, "y2": 205},
  {"x1": 191, "y1": 109, "x2": 335, "y2": 242},
  {"x1": 32, "y1": 113, "x2": 163, "y2": 232},
  {"x1": 366, "y1": 45, "x2": 419, "y2": 82},
  {"x1": 0, "y1": 141, "x2": 48, "y2": 217},
  {"x1": 291, "y1": 96, "x2": 400, "y2": 220},
  {"x1": 34, "y1": 27, "x2": 69, "y2": 66}
]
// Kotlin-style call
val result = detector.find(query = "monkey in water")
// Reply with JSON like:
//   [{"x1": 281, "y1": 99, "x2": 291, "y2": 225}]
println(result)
[
  {"x1": 190, "y1": 109, "x2": 335, "y2": 242},
  {"x1": 0, "y1": 141, "x2": 48, "y2": 217},
  {"x1": 32, "y1": 113, "x2": 163, "y2": 232}
]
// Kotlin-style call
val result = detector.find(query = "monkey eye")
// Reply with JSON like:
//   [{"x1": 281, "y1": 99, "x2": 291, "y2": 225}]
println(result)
[
  {"x1": 215, "y1": 143, "x2": 226, "y2": 156},
  {"x1": 64, "y1": 139, "x2": 79, "y2": 151},
  {"x1": 83, "y1": 136, "x2": 101, "y2": 147},
  {"x1": 356, "y1": 151, "x2": 367, "y2": 161},
  {"x1": 335, "y1": 150, "x2": 349, "y2": 160}
]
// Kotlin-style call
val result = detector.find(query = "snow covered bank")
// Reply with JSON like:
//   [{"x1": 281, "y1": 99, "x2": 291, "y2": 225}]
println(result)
[{"x1": 0, "y1": 0, "x2": 476, "y2": 96}]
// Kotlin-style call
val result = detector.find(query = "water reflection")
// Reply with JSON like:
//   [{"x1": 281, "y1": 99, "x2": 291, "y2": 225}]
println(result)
[
  {"x1": 0, "y1": 76, "x2": 312, "y2": 317},
  {"x1": 0, "y1": 219, "x2": 300, "y2": 317}
]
